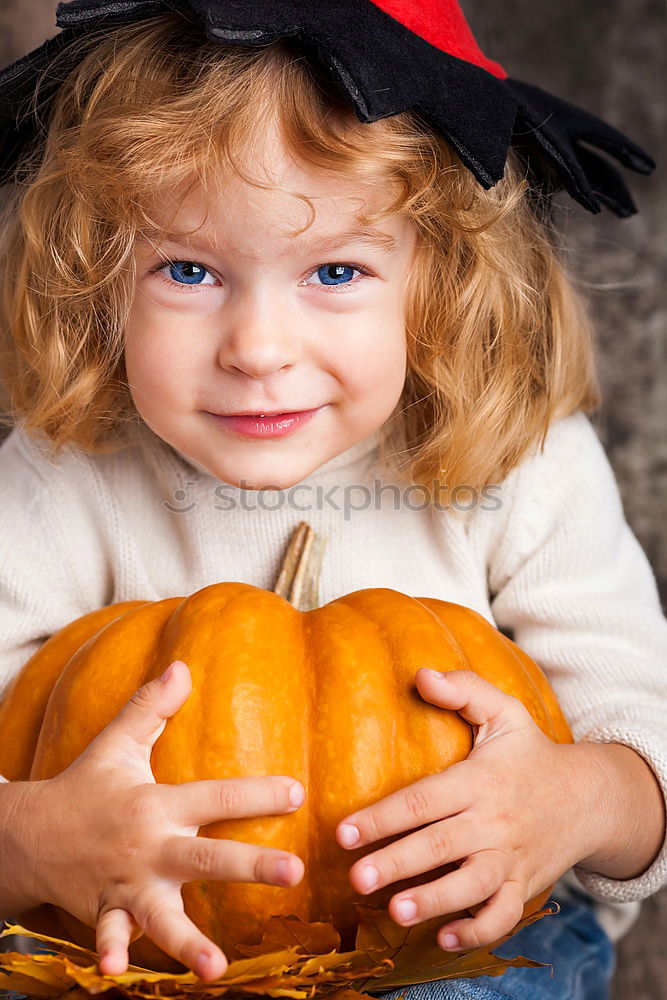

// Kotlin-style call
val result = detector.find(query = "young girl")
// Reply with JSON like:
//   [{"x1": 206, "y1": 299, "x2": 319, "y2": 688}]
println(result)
[{"x1": 0, "y1": 2, "x2": 665, "y2": 998}]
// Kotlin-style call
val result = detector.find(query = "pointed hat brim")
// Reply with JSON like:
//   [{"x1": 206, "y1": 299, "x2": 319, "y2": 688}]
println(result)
[{"x1": 0, "y1": 0, "x2": 655, "y2": 216}]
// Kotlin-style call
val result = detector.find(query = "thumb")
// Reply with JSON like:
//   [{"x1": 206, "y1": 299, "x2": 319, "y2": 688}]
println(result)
[
  {"x1": 415, "y1": 667, "x2": 530, "y2": 733},
  {"x1": 94, "y1": 660, "x2": 192, "y2": 759}
]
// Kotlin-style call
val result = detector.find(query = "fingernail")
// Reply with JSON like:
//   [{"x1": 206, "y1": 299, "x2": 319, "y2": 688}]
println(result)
[
  {"x1": 196, "y1": 951, "x2": 210, "y2": 977},
  {"x1": 275, "y1": 858, "x2": 293, "y2": 883},
  {"x1": 358, "y1": 864, "x2": 379, "y2": 891},
  {"x1": 160, "y1": 662, "x2": 177, "y2": 683},
  {"x1": 289, "y1": 783, "x2": 305, "y2": 808},
  {"x1": 442, "y1": 933, "x2": 460, "y2": 950},
  {"x1": 425, "y1": 669, "x2": 448, "y2": 681},
  {"x1": 396, "y1": 898, "x2": 417, "y2": 921},
  {"x1": 339, "y1": 823, "x2": 360, "y2": 847}
]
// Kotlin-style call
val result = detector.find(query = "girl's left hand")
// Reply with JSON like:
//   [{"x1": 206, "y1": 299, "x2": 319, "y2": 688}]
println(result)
[{"x1": 335, "y1": 668, "x2": 599, "y2": 953}]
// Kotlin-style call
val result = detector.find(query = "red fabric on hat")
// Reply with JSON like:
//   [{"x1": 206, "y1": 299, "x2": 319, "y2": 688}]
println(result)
[{"x1": 368, "y1": 0, "x2": 507, "y2": 78}]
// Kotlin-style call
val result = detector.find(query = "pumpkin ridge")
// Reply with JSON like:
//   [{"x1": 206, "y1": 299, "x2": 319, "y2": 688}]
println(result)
[
  {"x1": 415, "y1": 599, "x2": 570, "y2": 741},
  {"x1": 330, "y1": 591, "x2": 424, "y2": 781},
  {"x1": 0, "y1": 600, "x2": 148, "y2": 781},
  {"x1": 495, "y1": 632, "x2": 572, "y2": 744},
  {"x1": 490, "y1": 630, "x2": 559, "y2": 741},
  {"x1": 305, "y1": 597, "x2": 398, "y2": 937},
  {"x1": 301, "y1": 605, "x2": 316, "y2": 924},
  {"x1": 31, "y1": 598, "x2": 183, "y2": 779},
  {"x1": 332, "y1": 590, "x2": 473, "y2": 771}
]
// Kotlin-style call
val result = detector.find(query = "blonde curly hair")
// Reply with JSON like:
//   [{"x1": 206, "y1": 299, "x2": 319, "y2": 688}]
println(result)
[{"x1": 0, "y1": 10, "x2": 600, "y2": 500}]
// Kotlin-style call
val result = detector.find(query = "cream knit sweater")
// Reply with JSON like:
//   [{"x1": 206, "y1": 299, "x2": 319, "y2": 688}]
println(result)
[{"x1": 1, "y1": 410, "x2": 666, "y2": 944}]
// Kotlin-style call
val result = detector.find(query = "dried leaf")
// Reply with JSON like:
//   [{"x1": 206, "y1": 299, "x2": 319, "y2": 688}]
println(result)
[
  {"x1": 234, "y1": 916, "x2": 341, "y2": 958},
  {"x1": 0, "y1": 899, "x2": 557, "y2": 999},
  {"x1": 0, "y1": 967, "x2": 65, "y2": 997},
  {"x1": 350, "y1": 901, "x2": 557, "y2": 992}
]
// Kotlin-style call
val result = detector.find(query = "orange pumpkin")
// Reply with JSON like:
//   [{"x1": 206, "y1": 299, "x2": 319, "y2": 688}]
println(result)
[{"x1": 0, "y1": 522, "x2": 571, "y2": 972}]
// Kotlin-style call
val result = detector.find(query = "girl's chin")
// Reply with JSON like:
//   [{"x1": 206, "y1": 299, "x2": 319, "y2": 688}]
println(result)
[{"x1": 186, "y1": 447, "x2": 324, "y2": 491}]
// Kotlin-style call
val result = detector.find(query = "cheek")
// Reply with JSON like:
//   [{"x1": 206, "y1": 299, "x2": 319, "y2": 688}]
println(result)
[
  {"x1": 333, "y1": 340, "x2": 406, "y2": 421},
  {"x1": 354, "y1": 317, "x2": 407, "y2": 398},
  {"x1": 383, "y1": 345, "x2": 408, "y2": 410},
  {"x1": 123, "y1": 303, "x2": 200, "y2": 404}
]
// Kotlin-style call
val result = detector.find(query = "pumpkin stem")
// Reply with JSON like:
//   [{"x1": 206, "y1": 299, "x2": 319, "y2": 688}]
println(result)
[{"x1": 273, "y1": 521, "x2": 327, "y2": 610}]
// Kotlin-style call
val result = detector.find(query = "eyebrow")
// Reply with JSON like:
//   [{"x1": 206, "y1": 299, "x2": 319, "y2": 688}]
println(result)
[
  {"x1": 155, "y1": 226, "x2": 398, "y2": 259},
  {"x1": 293, "y1": 228, "x2": 398, "y2": 256}
]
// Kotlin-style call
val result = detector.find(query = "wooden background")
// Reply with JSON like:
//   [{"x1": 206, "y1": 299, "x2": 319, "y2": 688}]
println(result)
[{"x1": 0, "y1": 0, "x2": 665, "y2": 996}]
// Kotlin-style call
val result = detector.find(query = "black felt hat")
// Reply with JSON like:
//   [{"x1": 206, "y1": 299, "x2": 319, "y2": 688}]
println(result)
[{"x1": 0, "y1": 0, "x2": 655, "y2": 216}]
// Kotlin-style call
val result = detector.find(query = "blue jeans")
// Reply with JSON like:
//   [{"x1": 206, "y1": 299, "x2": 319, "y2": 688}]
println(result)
[
  {"x1": 365, "y1": 894, "x2": 615, "y2": 1000},
  {"x1": 0, "y1": 894, "x2": 614, "y2": 1000}
]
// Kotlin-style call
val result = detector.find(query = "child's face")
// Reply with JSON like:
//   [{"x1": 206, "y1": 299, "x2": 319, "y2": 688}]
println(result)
[{"x1": 125, "y1": 131, "x2": 417, "y2": 489}]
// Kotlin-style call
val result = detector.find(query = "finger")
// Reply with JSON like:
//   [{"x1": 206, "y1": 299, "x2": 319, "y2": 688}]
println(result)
[
  {"x1": 164, "y1": 775, "x2": 305, "y2": 828},
  {"x1": 347, "y1": 813, "x2": 483, "y2": 896},
  {"x1": 97, "y1": 908, "x2": 141, "y2": 976},
  {"x1": 388, "y1": 851, "x2": 508, "y2": 930},
  {"x1": 436, "y1": 877, "x2": 527, "y2": 952},
  {"x1": 336, "y1": 768, "x2": 472, "y2": 850},
  {"x1": 92, "y1": 660, "x2": 192, "y2": 759},
  {"x1": 133, "y1": 887, "x2": 228, "y2": 982},
  {"x1": 416, "y1": 668, "x2": 532, "y2": 731},
  {"x1": 390, "y1": 852, "x2": 508, "y2": 929},
  {"x1": 157, "y1": 834, "x2": 305, "y2": 887}
]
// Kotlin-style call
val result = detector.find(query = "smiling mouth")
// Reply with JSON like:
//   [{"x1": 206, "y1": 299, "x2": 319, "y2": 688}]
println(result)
[{"x1": 207, "y1": 406, "x2": 326, "y2": 439}]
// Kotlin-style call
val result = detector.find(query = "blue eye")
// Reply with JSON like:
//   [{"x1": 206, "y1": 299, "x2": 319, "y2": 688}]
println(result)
[
  {"x1": 306, "y1": 264, "x2": 360, "y2": 287},
  {"x1": 159, "y1": 260, "x2": 216, "y2": 286}
]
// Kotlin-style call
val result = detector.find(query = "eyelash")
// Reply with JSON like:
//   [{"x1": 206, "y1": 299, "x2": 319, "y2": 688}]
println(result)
[{"x1": 148, "y1": 259, "x2": 374, "y2": 295}]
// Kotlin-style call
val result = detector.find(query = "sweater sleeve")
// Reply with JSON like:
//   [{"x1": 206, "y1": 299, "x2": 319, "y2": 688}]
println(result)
[
  {"x1": 0, "y1": 427, "x2": 110, "y2": 781},
  {"x1": 486, "y1": 410, "x2": 667, "y2": 904}
]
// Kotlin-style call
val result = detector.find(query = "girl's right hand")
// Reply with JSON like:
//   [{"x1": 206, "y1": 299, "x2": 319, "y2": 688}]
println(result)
[{"x1": 12, "y1": 660, "x2": 306, "y2": 982}]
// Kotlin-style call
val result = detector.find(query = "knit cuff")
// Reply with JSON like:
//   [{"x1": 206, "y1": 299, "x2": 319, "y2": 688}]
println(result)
[{"x1": 572, "y1": 721, "x2": 667, "y2": 902}]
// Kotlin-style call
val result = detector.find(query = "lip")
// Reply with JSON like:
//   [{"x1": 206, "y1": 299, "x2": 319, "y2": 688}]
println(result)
[
  {"x1": 222, "y1": 409, "x2": 306, "y2": 416},
  {"x1": 208, "y1": 405, "x2": 326, "y2": 439}
]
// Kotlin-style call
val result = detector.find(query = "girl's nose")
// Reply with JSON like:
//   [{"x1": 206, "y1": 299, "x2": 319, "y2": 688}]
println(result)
[{"x1": 217, "y1": 301, "x2": 301, "y2": 379}]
